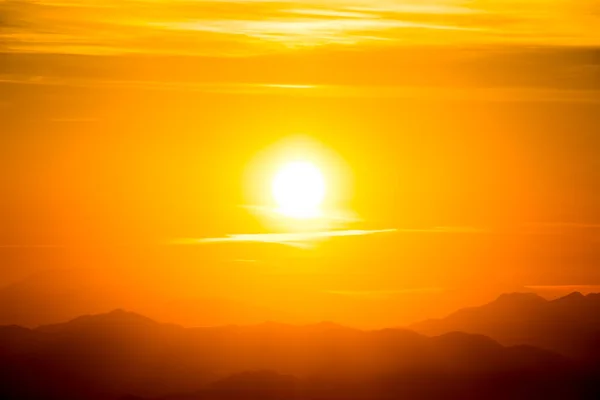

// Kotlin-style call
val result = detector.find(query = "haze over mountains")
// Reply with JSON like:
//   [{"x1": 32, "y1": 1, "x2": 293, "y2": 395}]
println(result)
[
  {"x1": 1, "y1": 293, "x2": 600, "y2": 400},
  {"x1": 0, "y1": 268, "x2": 297, "y2": 328},
  {"x1": 1, "y1": 266, "x2": 586, "y2": 329},
  {"x1": 411, "y1": 291, "x2": 600, "y2": 359}
]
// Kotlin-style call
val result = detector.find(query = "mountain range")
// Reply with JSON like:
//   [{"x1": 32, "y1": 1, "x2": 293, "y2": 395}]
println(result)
[
  {"x1": 411, "y1": 292, "x2": 600, "y2": 359},
  {"x1": 1, "y1": 294, "x2": 600, "y2": 400}
]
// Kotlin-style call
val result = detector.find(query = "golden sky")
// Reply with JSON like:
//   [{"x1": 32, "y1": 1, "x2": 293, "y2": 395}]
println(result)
[
  {"x1": 1, "y1": 0, "x2": 599, "y2": 54},
  {"x1": 1, "y1": 0, "x2": 600, "y2": 327}
]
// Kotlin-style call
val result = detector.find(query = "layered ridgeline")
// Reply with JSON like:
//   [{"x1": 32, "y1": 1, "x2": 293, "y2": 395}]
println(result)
[
  {"x1": 411, "y1": 292, "x2": 600, "y2": 359},
  {"x1": 1, "y1": 304, "x2": 599, "y2": 400}
]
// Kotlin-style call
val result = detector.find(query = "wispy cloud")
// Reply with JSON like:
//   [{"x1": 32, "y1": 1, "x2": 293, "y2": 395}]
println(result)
[
  {"x1": 176, "y1": 229, "x2": 397, "y2": 248},
  {"x1": 325, "y1": 288, "x2": 446, "y2": 300},
  {"x1": 152, "y1": 16, "x2": 479, "y2": 48},
  {"x1": 172, "y1": 225, "x2": 491, "y2": 248},
  {"x1": 1, "y1": 0, "x2": 599, "y2": 55},
  {"x1": 3, "y1": 71, "x2": 598, "y2": 102},
  {"x1": 396, "y1": 226, "x2": 487, "y2": 234}
]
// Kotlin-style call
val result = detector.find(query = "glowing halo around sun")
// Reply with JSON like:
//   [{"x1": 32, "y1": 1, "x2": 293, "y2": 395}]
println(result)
[
  {"x1": 272, "y1": 161, "x2": 326, "y2": 219},
  {"x1": 244, "y1": 135, "x2": 353, "y2": 230}
]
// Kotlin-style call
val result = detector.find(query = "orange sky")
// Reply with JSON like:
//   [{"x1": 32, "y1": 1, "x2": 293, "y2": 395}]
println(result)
[
  {"x1": 1, "y1": 0, "x2": 600, "y2": 327},
  {"x1": 1, "y1": 0, "x2": 600, "y2": 54}
]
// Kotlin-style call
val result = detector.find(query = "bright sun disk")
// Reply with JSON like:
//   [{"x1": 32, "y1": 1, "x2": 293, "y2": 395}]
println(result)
[{"x1": 272, "y1": 161, "x2": 326, "y2": 219}]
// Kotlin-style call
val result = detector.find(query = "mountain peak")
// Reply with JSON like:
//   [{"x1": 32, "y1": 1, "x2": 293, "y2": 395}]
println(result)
[
  {"x1": 493, "y1": 292, "x2": 546, "y2": 306},
  {"x1": 106, "y1": 308, "x2": 141, "y2": 317},
  {"x1": 38, "y1": 309, "x2": 161, "y2": 333},
  {"x1": 561, "y1": 291, "x2": 584, "y2": 299},
  {"x1": 552, "y1": 291, "x2": 586, "y2": 305},
  {"x1": 84, "y1": 309, "x2": 156, "y2": 324}
]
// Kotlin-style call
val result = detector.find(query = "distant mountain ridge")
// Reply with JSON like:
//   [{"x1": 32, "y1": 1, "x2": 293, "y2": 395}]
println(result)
[
  {"x1": 411, "y1": 292, "x2": 600, "y2": 357},
  {"x1": 0, "y1": 309, "x2": 587, "y2": 400},
  {"x1": 0, "y1": 269, "x2": 298, "y2": 328}
]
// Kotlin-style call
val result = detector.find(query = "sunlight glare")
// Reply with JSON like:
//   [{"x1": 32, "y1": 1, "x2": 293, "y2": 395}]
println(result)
[{"x1": 272, "y1": 161, "x2": 326, "y2": 219}]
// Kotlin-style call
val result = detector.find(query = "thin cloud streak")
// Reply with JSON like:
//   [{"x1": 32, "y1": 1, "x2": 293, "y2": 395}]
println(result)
[
  {"x1": 1, "y1": 0, "x2": 599, "y2": 54},
  {"x1": 173, "y1": 226, "x2": 489, "y2": 247},
  {"x1": 395, "y1": 226, "x2": 487, "y2": 234},
  {"x1": 154, "y1": 18, "x2": 480, "y2": 48},
  {"x1": 325, "y1": 288, "x2": 446, "y2": 299},
  {"x1": 2, "y1": 74, "x2": 598, "y2": 103},
  {"x1": 179, "y1": 229, "x2": 398, "y2": 246}
]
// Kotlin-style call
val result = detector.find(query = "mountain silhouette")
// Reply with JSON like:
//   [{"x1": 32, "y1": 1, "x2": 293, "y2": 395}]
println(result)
[
  {"x1": 411, "y1": 292, "x2": 600, "y2": 358},
  {"x1": 0, "y1": 269, "x2": 297, "y2": 328},
  {"x1": 0, "y1": 269, "x2": 133, "y2": 327},
  {"x1": 38, "y1": 309, "x2": 168, "y2": 334},
  {"x1": 1, "y1": 309, "x2": 597, "y2": 400}
]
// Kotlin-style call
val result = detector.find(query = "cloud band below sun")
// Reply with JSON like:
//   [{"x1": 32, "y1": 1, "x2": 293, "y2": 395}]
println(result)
[{"x1": 175, "y1": 229, "x2": 398, "y2": 247}]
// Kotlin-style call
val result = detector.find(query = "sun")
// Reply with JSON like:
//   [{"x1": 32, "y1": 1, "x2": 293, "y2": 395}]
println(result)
[{"x1": 272, "y1": 161, "x2": 326, "y2": 219}]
